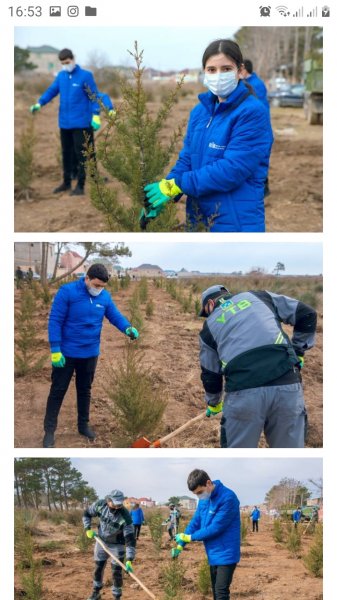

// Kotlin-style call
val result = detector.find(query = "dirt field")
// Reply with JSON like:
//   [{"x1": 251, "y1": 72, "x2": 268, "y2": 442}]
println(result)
[
  {"x1": 14, "y1": 87, "x2": 323, "y2": 232},
  {"x1": 14, "y1": 514, "x2": 323, "y2": 600},
  {"x1": 14, "y1": 280, "x2": 323, "y2": 449}
]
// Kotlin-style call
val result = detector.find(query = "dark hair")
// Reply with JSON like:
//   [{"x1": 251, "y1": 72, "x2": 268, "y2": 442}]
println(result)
[
  {"x1": 86, "y1": 263, "x2": 109, "y2": 282},
  {"x1": 58, "y1": 48, "x2": 74, "y2": 61},
  {"x1": 202, "y1": 39, "x2": 243, "y2": 69},
  {"x1": 243, "y1": 59, "x2": 253, "y2": 74},
  {"x1": 187, "y1": 469, "x2": 211, "y2": 491}
]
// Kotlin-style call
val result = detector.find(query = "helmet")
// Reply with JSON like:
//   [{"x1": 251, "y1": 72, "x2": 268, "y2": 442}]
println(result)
[
  {"x1": 199, "y1": 285, "x2": 229, "y2": 317},
  {"x1": 105, "y1": 489, "x2": 125, "y2": 506}
]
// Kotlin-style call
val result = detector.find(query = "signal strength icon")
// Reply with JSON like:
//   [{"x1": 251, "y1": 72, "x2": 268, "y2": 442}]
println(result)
[
  {"x1": 276, "y1": 5, "x2": 291, "y2": 16},
  {"x1": 307, "y1": 6, "x2": 318, "y2": 16},
  {"x1": 293, "y1": 6, "x2": 304, "y2": 16}
]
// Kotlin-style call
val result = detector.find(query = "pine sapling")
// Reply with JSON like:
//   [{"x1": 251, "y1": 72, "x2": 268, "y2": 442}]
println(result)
[
  {"x1": 14, "y1": 118, "x2": 36, "y2": 201},
  {"x1": 15, "y1": 289, "x2": 48, "y2": 377},
  {"x1": 161, "y1": 559, "x2": 186, "y2": 600},
  {"x1": 197, "y1": 558, "x2": 211, "y2": 596},
  {"x1": 303, "y1": 523, "x2": 323, "y2": 577}
]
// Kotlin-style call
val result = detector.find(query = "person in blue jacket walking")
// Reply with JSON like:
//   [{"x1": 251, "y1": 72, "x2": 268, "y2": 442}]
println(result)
[
  {"x1": 292, "y1": 507, "x2": 302, "y2": 528},
  {"x1": 143, "y1": 39, "x2": 273, "y2": 232},
  {"x1": 250, "y1": 506, "x2": 261, "y2": 532},
  {"x1": 130, "y1": 503, "x2": 145, "y2": 541},
  {"x1": 30, "y1": 48, "x2": 101, "y2": 196},
  {"x1": 42, "y1": 263, "x2": 139, "y2": 448},
  {"x1": 173, "y1": 469, "x2": 240, "y2": 600}
]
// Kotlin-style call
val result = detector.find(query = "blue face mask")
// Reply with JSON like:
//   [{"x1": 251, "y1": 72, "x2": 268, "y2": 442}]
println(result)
[{"x1": 203, "y1": 71, "x2": 238, "y2": 98}]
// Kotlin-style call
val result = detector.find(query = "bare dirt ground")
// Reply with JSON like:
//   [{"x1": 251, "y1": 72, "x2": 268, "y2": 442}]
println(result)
[
  {"x1": 14, "y1": 515, "x2": 323, "y2": 600},
  {"x1": 14, "y1": 281, "x2": 323, "y2": 449},
  {"x1": 14, "y1": 87, "x2": 322, "y2": 232}
]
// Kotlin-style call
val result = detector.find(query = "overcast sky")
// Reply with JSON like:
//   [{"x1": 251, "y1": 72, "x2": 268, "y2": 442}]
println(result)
[
  {"x1": 71, "y1": 458, "x2": 322, "y2": 505},
  {"x1": 68, "y1": 242, "x2": 322, "y2": 275},
  {"x1": 15, "y1": 26, "x2": 238, "y2": 71}
]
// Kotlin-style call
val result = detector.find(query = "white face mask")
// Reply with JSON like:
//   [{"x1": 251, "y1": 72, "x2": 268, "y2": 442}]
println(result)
[
  {"x1": 88, "y1": 286, "x2": 103, "y2": 297},
  {"x1": 62, "y1": 62, "x2": 75, "y2": 73},
  {"x1": 198, "y1": 490, "x2": 212, "y2": 500},
  {"x1": 203, "y1": 71, "x2": 238, "y2": 98}
]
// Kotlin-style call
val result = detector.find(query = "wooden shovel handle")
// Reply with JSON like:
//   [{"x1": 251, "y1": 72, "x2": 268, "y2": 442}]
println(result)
[
  {"x1": 152, "y1": 412, "x2": 206, "y2": 446},
  {"x1": 95, "y1": 536, "x2": 157, "y2": 600}
]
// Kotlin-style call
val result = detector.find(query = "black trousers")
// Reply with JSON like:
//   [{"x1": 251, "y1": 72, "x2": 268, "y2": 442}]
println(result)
[
  {"x1": 134, "y1": 524, "x2": 142, "y2": 539},
  {"x1": 252, "y1": 519, "x2": 259, "y2": 532},
  {"x1": 60, "y1": 128, "x2": 94, "y2": 187},
  {"x1": 44, "y1": 356, "x2": 98, "y2": 432},
  {"x1": 210, "y1": 564, "x2": 237, "y2": 600}
]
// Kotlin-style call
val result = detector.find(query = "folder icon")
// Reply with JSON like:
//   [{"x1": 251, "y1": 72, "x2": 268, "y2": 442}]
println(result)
[{"x1": 85, "y1": 6, "x2": 97, "y2": 16}]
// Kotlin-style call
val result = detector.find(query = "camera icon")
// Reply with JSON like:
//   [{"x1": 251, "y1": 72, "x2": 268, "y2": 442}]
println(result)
[{"x1": 67, "y1": 5, "x2": 79, "y2": 17}]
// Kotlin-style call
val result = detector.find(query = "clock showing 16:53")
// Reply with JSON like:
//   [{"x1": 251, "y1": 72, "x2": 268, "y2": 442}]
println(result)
[{"x1": 8, "y1": 6, "x2": 43, "y2": 17}]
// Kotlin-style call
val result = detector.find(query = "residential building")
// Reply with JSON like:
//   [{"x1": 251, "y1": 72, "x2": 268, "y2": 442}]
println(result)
[
  {"x1": 14, "y1": 242, "x2": 55, "y2": 275},
  {"x1": 27, "y1": 45, "x2": 59, "y2": 74},
  {"x1": 178, "y1": 496, "x2": 197, "y2": 511},
  {"x1": 128, "y1": 264, "x2": 164, "y2": 279}
]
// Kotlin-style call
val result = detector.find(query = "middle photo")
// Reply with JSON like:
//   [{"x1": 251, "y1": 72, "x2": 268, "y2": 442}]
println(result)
[{"x1": 14, "y1": 240, "x2": 323, "y2": 450}]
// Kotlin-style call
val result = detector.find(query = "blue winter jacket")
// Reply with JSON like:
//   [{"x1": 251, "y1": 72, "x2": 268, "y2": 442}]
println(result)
[
  {"x1": 292, "y1": 509, "x2": 302, "y2": 523},
  {"x1": 246, "y1": 72, "x2": 270, "y2": 111},
  {"x1": 131, "y1": 507, "x2": 145, "y2": 526},
  {"x1": 97, "y1": 92, "x2": 114, "y2": 112},
  {"x1": 167, "y1": 81, "x2": 273, "y2": 232},
  {"x1": 251, "y1": 508, "x2": 260, "y2": 521},
  {"x1": 38, "y1": 65, "x2": 100, "y2": 129},
  {"x1": 48, "y1": 277, "x2": 131, "y2": 358},
  {"x1": 184, "y1": 480, "x2": 240, "y2": 565}
]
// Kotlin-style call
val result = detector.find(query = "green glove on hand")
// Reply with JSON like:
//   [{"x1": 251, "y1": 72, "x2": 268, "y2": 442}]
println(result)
[
  {"x1": 125, "y1": 560, "x2": 133, "y2": 573},
  {"x1": 51, "y1": 352, "x2": 66, "y2": 368},
  {"x1": 206, "y1": 401, "x2": 223, "y2": 418},
  {"x1": 175, "y1": 533, "x2": 191, "y2": 544},
  {"x1": 171, "y1": 546, "x2": 183, "y2": 559},
  {"x1": 297, "y1": 355, "x2": 304, "y2": 369},
  {"x1": 30, "y1": 103, "x2": 41, "y2": 113},
  {"x1": 125, "y1": 326, "x2": 139, "y2": 340},
  {"x1": 144, "y1": 179, "x2": 182, "y2": 210},
  {"x1": 91, "y1": 115, "x2": 101, "y2": 130},
  {"x1": 86, "y1": 529, "x2": 96, "y2": 539},
  {"x1": 108, "y1": 109, "x2": 117, "y2": 118}
]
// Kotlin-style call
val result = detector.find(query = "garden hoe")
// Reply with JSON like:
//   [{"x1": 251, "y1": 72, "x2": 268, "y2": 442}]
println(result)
[
  {"x1": 95, "y1": 536, "x2": 158, "y2": 600},
  {"x1": 131, "y1": 411, "x2": 220, "y2": 448}
]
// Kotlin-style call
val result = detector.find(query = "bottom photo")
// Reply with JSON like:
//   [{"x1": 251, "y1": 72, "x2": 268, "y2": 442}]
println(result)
[{"x1": 14, "y1": 457, "x2": 323, "y2": 600}]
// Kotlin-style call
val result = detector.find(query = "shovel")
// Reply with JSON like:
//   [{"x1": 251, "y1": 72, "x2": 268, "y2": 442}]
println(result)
[
  {"x1": 131, "y1": 411, "x2": 217, "y2": 448},
  {"x1": 95, "y1": 535, "x2": 157, "y2": 600}
]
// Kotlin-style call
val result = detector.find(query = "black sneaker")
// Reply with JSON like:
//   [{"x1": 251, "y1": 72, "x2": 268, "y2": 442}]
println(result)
[
  {"x1": 70, "y1": 185, "x2": 85, "y2": 196},
  {"x1": 87, "y1": 590, "x2": 102, "y2": 600},
  {"x1": 53, "y1": 183, "x2": 71, "y2": 194},
  {"x1": 78, "y1": 425, "x2": 96, "y2": 440},
  {"x1": 43, "y1": 431, "x2": 55, "y2": 448}
]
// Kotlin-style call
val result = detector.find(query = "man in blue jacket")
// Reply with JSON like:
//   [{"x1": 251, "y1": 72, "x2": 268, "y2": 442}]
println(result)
[
  {"x1": 30, "y1": 48, "x2": 101, "y2": 196},
  {"x1": 42, "y1": 263, "x2": 139, "y2": 448},
  {"x1": 173, "y1": 469, "x2": 240, "y2": 600},
  {"x1": 130, "y1": 503, "x2": 145, "y2": 542},
  {"x1": 292, "y1": 507, "x2": 302, "y2": 528},
  {"x1": 250, "y1": 506, "x2": 260, "y2": 532}
]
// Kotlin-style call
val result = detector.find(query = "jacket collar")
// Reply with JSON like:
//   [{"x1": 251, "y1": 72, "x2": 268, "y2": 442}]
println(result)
[{"x1": 198, "y1": 80, "x2": 250, "y2": 115}]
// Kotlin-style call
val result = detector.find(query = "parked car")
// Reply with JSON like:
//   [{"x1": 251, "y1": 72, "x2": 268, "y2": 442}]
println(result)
[{"x1": 268, "y1": 83, "x2": 305, "y2": 108}]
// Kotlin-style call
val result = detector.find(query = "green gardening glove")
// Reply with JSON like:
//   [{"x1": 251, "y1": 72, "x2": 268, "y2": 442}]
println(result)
[
  {"x1": 144, "y1": 179, "x2": 182, "y2": 210},
  {"x1": 91, "y1": 115, "x2": 101, "y2": 130},
  {"x1": 206, "y1": 401, "x2": 223, "y2": 418},
  {"x1": 51, "y1": 352, "x2": 66, "y2": 368},
  {"x1": 297, "y1": 355, "x2": 304, "y2": 370},
  {"x1": 175, "y1": 533, "x2": 191, "y2": 544},
  {"x1": 125, "y1": 326, "x2": 139, "y2": 340},
  {"x1": 86, "y1": 529, "x2": 97, "y2": 539},
  {"x1": 30, "y1": 103, "x2": 41, "y2": 113},
  {"x1": 171, "y1": 546, "x2": 183, "y2": 559},
  {"x1": 125, "y1": 560, "x2": 133, "y2": 573}
]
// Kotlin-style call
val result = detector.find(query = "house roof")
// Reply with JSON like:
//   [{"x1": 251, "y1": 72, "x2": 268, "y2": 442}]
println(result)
[
  {"x1": 28, "y1": 45, "x2": 59, "y2": 54},
  {"x1": 135, "y1": 264, "x2": 163, "y2": 271}
]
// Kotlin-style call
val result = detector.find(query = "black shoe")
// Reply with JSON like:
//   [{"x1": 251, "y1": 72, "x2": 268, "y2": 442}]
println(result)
[
  {"x1": 70, "y1": 185, "x2": 85, "y2": 196},
  {"x1": 43, "y1": 431, "x2": 55, "y2": 448},
  {"x1": 53, "y1": 183, "x2": 71, "y2": 194},
  {"x1": 87, "y1": 590, "x2": 102, "y2": 600},
  {"x1": 78, "y1": 425, "x2": 96, "y2": 440}
]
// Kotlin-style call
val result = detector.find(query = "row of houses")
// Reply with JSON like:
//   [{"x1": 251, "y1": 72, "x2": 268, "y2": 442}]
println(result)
[{"x1": 125, "y1": 495, "x2": 197, "y2": 510}]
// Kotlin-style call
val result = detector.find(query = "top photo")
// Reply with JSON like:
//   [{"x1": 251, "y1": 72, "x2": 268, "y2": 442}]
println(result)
[{"x1": 14, "y1": 26, "x2": 323, "y2": 233}]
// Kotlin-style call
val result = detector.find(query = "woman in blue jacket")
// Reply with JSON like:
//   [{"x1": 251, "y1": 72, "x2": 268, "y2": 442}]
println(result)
[
  {"x1": 144, "y1": 40, "x2": 273, "y2": 232},
  {"x1": 131, "y1": 503, "x2": 145, "y2": 541},
  {"x1": 174, "y1": 469, "x2": 240, "y2": 600},
  {"x1": 42, "y1": 263, "x2": 139, "y2": 448}
]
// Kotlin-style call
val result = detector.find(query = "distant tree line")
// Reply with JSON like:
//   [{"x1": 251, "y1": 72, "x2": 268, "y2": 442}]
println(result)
[{"x1": 14, "y1": 458, "x2": 98, "y2": 510}]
